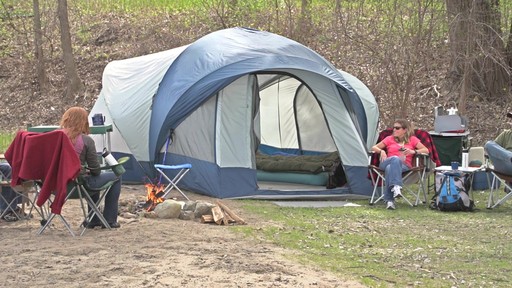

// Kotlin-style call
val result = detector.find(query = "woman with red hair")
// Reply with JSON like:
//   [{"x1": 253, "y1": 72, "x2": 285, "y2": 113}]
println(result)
[{"x1": 60, "y1": 107, "x2": 121, "y2": 228}]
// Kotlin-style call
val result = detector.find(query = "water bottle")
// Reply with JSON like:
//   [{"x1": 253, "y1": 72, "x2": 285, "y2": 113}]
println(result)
[
  {"x1": 102, "y1": 148, "x2": 119, "y2": 166},
  {"x1": 461, "y1": 149, "x2": 469, "y2": 168}
]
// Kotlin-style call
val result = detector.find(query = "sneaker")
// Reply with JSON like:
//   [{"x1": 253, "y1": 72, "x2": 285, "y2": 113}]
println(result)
[
  {"x1": 392, "y1": 185, "x2": 402, "y2": 198},
  {"x1": 2, "y1": 213, "x2": 19, "y2": 222},
  {"x1": 386, "y1": 201, "x2": 396, "y2": 210}
]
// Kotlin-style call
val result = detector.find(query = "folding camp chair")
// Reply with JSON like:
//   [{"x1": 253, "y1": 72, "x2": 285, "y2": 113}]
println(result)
[
  {"x1": 0, "y1": 163, "x2": 22, "y2": 220},
  {"x1": 37, "y1": 160, "x2": 126, "y2": 236},
  {"x1": 5, "y1": 130, "x2": 127, "y2": 236},
  {"x1": 368, "y1": 128, "x2": 439, "y2": 206},
  {"x1": 0, "y1": 179, "x2": 45, "y2": 222},
  {"x1": 153, "y1": 134, "x2": 192, "y2": 201},
  {"x1": 484, "y1": 141, "x2": 512, "y2": 209}
]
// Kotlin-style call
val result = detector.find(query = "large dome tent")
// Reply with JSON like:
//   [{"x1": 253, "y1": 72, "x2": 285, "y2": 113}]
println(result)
[{"x1": 90, "y1": 27, "x2": 379, "y2": 199}]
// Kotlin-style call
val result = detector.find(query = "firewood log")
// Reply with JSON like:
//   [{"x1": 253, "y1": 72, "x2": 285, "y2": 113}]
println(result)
[
  {"x1": 211, "y1": 206, "x2": 224, "y2": 224},
  {"x1": 216, "y1": 200, "x2": 246, "y2": 225}
]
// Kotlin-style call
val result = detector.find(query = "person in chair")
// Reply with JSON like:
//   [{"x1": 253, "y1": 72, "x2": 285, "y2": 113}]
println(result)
[
  {"x1": 493, "y1": 113, "x2": 512, "y2": 152},
  {"x1": 60, "y1": 107, "x2": 121, "y2": 229},
  {"x1": 371, "y1": 119, "x2": 429, "y2": 210},
  {"x1": 0, "y1": 163, "x2": 21, "y2": 221}
]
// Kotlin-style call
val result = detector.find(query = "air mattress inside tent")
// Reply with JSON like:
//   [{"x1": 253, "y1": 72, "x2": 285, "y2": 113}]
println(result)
[
  {"x1": 255, "y1": 151, "x2": 340, "y2": 186},
  {"x1": 256, "y1": 170, "x2": 329, "y2": 186}
]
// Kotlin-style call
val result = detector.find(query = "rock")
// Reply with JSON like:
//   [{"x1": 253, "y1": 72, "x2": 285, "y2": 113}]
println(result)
[
  {"x1": 179, "y1": 210, "x2": 195, "y2": 220},
  {"x1": 141, "y1": 211, "x2": 158, "y2": 218},
  {"x1": 194, "y1": 201, "x2": 216, "y2": 218},
  {"x1": 153, "y1": 200, "x2": 182, "y2": 219},
  {"x1": 120, "y1": 212, "x2": 138, "y2": 219},
  {"x1": 182, "y1": 200, "x2": 197, "y2": 212}
]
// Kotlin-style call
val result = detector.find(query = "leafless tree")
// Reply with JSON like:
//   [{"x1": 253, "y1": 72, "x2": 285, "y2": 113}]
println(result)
[
  {"x1": 57, "y1": 0, "x2": 82, "y2": 98},
  {"x1": 33, "y1": 0, "x2": 48, "y2": 91},
  {"x1": 446, "y1": 0, "x2": 511, "y2": 114}
]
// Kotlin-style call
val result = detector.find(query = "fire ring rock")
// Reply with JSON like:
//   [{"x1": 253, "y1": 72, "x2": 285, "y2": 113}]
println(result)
[{"x1": 153, "y1": 200, "x2": 182, "y2": 219}]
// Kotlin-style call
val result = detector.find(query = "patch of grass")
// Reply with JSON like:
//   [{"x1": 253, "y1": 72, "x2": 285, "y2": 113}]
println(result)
[
  {"x1": 234, "y1": 190, "x2": 512, "y2": 287},
  {"x1": 0, "y1": 132, "x2": 14, "y2": 153}
]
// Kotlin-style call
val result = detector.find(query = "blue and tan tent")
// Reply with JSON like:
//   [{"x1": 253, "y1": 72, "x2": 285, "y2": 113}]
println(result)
[{"x1": 90, "y1": 27, "x2": 379, "y2": 199}]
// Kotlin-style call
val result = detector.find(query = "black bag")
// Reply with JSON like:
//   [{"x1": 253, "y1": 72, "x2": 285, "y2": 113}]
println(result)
[
  {"x1": 430, "y1": 172, "x2": 474, "y2": 211},
  {"x1": 326, "y1": 162, "x2": 346, "y2": 189}
]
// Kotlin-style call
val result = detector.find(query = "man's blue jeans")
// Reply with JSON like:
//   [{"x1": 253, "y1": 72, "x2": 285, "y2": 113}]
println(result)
[
  {"x1": 0, "y1": 163, "x2": 21, "y2": 212},
  {"x1": 379, "y1": 156, "x2": 410, "y2": 202},
  {"x1": 485, "y1": 140, "x2": 512, "y2": 174}
]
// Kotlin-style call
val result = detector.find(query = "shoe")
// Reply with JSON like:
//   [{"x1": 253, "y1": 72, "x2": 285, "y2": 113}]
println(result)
[
  {"x1": 102, "y1": 222, "x2": 121, "y2": 229},
  {"x1": 2, "y1": 213, "x2": 19, "y2": 222},
  {"x1": 392, "y1": 185, "x2": 402, "y2": 198},
  {"x1": 386, "y1": 201, "x2": 396, "y2": 210},
  {"x1": 82, "y1": 221, "x2": 102, "y2": 229}
]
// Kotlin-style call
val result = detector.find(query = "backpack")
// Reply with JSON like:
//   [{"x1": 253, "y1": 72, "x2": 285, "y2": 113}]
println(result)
[{"x1": 430, "y1": 172, "x2": 474, "y2": 211}]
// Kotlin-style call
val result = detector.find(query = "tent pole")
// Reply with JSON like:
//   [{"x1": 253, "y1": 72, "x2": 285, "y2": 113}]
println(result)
[{"x1": 158, "y1": 133, "x2": 172, "y2": 184}]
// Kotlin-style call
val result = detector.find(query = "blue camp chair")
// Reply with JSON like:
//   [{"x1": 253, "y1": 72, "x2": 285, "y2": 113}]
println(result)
[
  {"x1": 153, "y1": 134, "x2": 192, "y2": 201},
  {"x1": 484, "y1": 141, "x2": 512, "y2": 209}
]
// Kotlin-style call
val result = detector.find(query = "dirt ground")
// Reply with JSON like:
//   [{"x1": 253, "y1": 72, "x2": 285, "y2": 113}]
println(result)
[{"x1": 0, "y1": 185, "x2": 365, "y2": 288}]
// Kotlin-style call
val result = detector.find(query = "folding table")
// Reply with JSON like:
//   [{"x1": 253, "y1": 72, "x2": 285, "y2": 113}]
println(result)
[{"x1": 434, "y1": 165, "x2": 484, "y2": 199}]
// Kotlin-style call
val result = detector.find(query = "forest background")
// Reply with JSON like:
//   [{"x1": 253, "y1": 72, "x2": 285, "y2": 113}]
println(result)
[{"x1": 1, "y1": 0, "x2": 512, "y2": 146}]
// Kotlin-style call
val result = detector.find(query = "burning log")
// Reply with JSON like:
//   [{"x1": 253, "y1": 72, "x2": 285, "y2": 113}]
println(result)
[{"x1": 144, "y1": 183, "x2": 165, "y2": 211}]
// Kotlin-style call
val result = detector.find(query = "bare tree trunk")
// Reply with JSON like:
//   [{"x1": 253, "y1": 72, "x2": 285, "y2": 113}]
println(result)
[
  {"x1": 507, "y1": 19, "x2": 512, "y2": 69},
  {"x1": 445, "y1": 0, "x2": 510, "y2": 107},
  {"x1": 57, "y1": 0, "x2": 82, "y2": 98},
  {"x1": 297, "y1": 0, "x2": 312, "y2": 44},
  {"x1": 33, "y1": 0, "x2": 48, "y2": 92},
  {"x1": 334, "y1": 0, "x2": 342, "y2": 27}
]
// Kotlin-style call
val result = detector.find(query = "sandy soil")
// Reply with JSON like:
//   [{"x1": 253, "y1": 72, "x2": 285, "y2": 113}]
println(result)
[{"x1": 0, "y1": 185, "x2": 364, "y2": 288}]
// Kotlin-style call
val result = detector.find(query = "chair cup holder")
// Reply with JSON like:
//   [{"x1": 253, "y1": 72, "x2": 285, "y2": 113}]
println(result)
[{"x1": 111, "y1": 165, "x2": 126, "y2": 176}]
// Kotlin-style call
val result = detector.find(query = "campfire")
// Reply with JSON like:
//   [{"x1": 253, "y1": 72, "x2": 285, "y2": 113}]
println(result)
[
  {"x1": 144, "y1": 183, "x2": 165, "y2": 211},
  {"x1": 125, "y1": 185, "x2": 247, "y2": 226}
]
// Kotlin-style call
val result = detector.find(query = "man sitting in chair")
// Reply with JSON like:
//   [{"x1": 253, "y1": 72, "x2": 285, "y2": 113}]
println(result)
[
  {"x1": 0, "y1": 163, "x2": 21, "y2": 221},
  {"x1": 371, "y1": 119, "x2": 429, "y2": 210},
  {"x1": 494, "y1": 113, "x2": 512, "y2": 152},
  {"x1": 484, "y1": 112, "x2": 512, "y2": 178}
]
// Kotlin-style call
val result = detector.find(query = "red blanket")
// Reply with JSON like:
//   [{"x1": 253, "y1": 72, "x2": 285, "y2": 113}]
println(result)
[{"x1": 5, "y1": 130, "x2": 81, "y2": 214}]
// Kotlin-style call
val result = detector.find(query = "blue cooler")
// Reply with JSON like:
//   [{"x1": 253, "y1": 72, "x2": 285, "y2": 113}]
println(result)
[{"x1": 472, "y1": 171, "x2": 500, "y2": 190}]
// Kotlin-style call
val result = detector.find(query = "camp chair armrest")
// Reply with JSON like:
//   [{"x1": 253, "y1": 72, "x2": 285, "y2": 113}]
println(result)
[
  {"x1": 368, "y1": 164, "x2": 381, "y2": 170},
  {"x1": 413, "y1": 152, "x2": 430, "y2": 168}
]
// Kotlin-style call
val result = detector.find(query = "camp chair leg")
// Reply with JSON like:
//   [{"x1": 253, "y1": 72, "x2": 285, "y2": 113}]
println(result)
[
  {"x1": 155, "y1": 166, "x2": 191, "y2": 201},
  {"x1": 413, "y1": 170, "x2": 429, "y2": 206},
  {"x1": 369, "y1": 186, "x2": 384, "y2": 205},
  {"x1": 36, "y1": 182, "x2": 112, "y2": 237},
  {"x1": 487, "y1": 171, "x2": 512, "y2": 209},
  {"x1": 37, "y1": 213, "x2": 76, "y2": 237},
  {"x1": 0, "y1": 192, "x2": 23, "y2": 220},
  {"x1": 369, "y1": 170, "x2": 385, "y2": 205},
  {"x1": 22, "y1": 182, "x2": 47, "y2": 220},
  {"x1": 77, "y1": 185, "x2": 112, "y2": 236}
]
